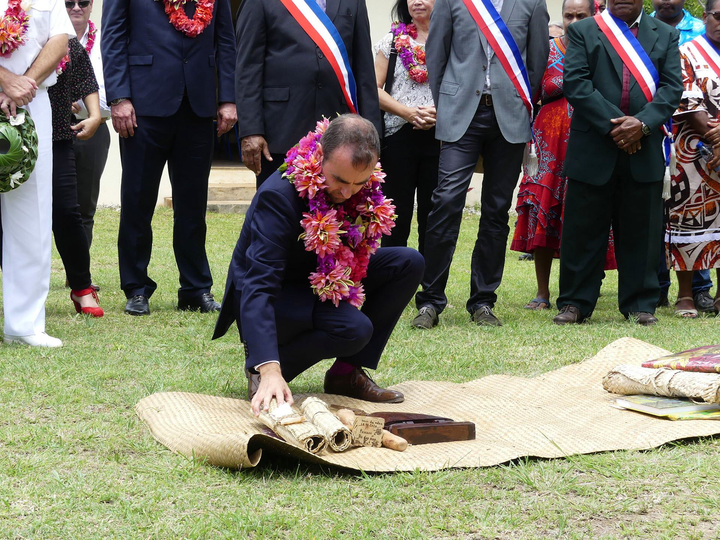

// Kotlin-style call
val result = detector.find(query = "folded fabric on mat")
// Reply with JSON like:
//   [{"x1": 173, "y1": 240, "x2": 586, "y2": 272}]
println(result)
[{"x1": 135, "y1": 338, "x2": 720, "y2": 472}]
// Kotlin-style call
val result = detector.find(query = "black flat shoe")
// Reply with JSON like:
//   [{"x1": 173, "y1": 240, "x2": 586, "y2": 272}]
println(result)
[
  {"x1": 125, "y1": 295, "x2": 150, "y2": 316},
  {"x1": 178, "y1": 292, "x2": 221, "y2": 313}
]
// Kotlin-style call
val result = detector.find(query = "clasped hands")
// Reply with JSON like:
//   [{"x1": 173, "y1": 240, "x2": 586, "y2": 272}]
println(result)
[
  {"x1": 405, "y1": 105, "x2": 436, "y2": 130},
  {"x1": 609, "y1": 116, "x2": 643, "y2": 154},
  {"x1": 0, "y1": 73, "x2": 37, "y2": 118}
]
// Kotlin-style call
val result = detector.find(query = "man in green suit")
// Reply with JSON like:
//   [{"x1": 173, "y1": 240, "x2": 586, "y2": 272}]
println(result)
[{"x1": 553, "y1": 0, "x2": 683, "y2": 325}]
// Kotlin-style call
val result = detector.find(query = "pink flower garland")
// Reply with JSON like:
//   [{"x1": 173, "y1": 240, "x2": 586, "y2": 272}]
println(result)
[
  {"x1": 391, "y1": 22, "x2": 428, "y2": 84},
  {"x1": 0, "y1": 0, "x2": 30, "y2": 59},
  {"x1": 280, "y1": 118, "x2": 396, "y2": 309},
  {"x1": 57, "y1": 20, "x2": 97, "y2": 76},
  {"x1": 157, "y1": 0, "x2": 215, "y2": 38}
]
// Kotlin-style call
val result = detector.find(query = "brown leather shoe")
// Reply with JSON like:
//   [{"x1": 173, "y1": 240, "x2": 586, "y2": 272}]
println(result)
[
  {"x1": 553, "y1": 305, "x2": 584, "y2": 325},
  {"x1": 324, "y1": 367, "x2": 404, "y2": 403},
  {"x1": 245, "y1": 369, "x2": 261, "y2": 400},
  {"x1": 630, "y1": 312, "x2": 658, "y2": 326}
]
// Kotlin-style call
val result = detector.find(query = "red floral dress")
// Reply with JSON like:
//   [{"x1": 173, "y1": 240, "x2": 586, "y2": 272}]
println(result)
[{"x1": 511, "y1": 38, "x2": 616, "y2": 270}]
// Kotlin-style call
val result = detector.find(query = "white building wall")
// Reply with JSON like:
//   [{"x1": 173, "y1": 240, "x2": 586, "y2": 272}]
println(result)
[{"x1": 90, "y1": 0, "x2": 563, "y2": 206}]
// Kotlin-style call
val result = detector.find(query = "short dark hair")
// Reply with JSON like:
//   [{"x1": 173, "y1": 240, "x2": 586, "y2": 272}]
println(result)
[
  {"x1": 561, "y1": 0, "x2": 596, "y2": 15},
  {"x1": 321, "y1": 114, "x2": 380, "y2": 169},
  {"x1": 392, "y1": 0, "x2": 412, "y2": 24},
  {"x1": 708, "y1": 0, "x2": 718, "y2": 12}
]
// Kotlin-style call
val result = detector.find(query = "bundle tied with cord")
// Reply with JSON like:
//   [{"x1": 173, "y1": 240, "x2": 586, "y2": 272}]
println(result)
[
  {"x1": 0, "y1": 109, "x2": 38, "y2": 193},
  {"x1": 602, "y1": 365, "x2": 720, "y2": 403},
  {"x1": 299, "y1": 397, "x2": 352, "y2": 452}
]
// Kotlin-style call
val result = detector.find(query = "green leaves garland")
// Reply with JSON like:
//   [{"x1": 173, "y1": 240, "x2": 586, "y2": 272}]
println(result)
[{"x1": 0, "y1": 108, "x2": 38, "y2": 193}]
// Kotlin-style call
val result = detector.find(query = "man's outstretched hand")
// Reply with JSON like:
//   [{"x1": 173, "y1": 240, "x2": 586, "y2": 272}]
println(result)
[{"x1": 250, "y1": 362, "x2": 293, "y2": 416}]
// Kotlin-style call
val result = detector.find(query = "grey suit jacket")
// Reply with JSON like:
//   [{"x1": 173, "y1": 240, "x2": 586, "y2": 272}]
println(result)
[{"x1": 426, "y1": 0, "x2": 549, "y2": 143}]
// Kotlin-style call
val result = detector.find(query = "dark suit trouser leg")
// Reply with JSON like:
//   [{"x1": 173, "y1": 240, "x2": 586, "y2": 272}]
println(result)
[
  {"x1": 74, "y1": 122, "x2": 110, "y2": 247},
  {"x1": 167, "y1": 102, "x2": 214, "y2": 301},
  {"x1": 268, "y1": 248, "x2": 424, "y2": 382},
  {"x1": 118, "y1": 116, "x2": 172, "y2": 299},
  {"x1": 415, "y1": 104, "x2": 523, "y2": 313},
  {"x1": 256, "y1": 153, "x2": 285, "y2": 187},
  {"x1": 613, "y1": 170, "x2": 662, "y2": 315}
]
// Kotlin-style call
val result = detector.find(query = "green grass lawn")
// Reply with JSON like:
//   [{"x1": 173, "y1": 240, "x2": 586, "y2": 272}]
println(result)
[{"x1": 1, "y1": 207, "x2": 719, "y2": 539}]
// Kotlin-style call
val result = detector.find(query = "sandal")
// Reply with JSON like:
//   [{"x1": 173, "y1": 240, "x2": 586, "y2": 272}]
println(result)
[
  {"x1": 525, "y1": 297, "x2": 551, "y2": 310},
  {"x1": 674, "y1": 296, "x2": 698, "y2": 319}
]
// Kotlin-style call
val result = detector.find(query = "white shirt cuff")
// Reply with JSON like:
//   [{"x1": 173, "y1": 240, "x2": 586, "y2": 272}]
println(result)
[{"x1": 253, "y1": 360, "x2": 280, "y2": 370}]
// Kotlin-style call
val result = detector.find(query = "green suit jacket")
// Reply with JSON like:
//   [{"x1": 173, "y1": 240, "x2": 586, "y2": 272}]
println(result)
[{"x1": 563, "y1": 14, "x2": 683, "y2": 185}]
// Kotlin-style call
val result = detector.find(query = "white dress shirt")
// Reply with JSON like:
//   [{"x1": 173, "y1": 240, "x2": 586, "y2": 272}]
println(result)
[{"x1": 75, "y1": 22, "x2": 110, "y2": 118}]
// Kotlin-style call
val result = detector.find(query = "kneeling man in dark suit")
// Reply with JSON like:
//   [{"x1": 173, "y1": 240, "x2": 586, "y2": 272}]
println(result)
[{"x1": 213, "y1": 115, "x2": 424, "y2": 414}]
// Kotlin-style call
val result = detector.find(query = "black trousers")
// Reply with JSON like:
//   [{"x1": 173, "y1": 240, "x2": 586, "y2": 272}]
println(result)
[
  {"x1": 236, "y1": 247, "x2": 424, "y2": 382},
  {"x1": 118, "y1": 96, "x2": 214, "y2": 301},
  {"x1": 256, "y1": 152, "x2": 286, "y2": 187},
  {"x1": 74, "y1": 121, "x2": 110, "y2": 247},
  {"x1": 52, "y1": 139, "x2": 92, "y2": 290},
  {"x1": 415, "y1": 103, "x2": 525, "y2": 314},
  {"x1": 380, "y1": 123, "x2": 440, "y2": 255},
  {"x1": 558, "y1": 153, "x2": 663, "y2": 317}
]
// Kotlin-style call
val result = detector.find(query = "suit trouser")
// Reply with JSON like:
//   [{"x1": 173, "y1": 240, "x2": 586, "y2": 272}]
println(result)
[
  {"x1": 415, "y1": 103, "x2": 525, "y2": 314},
  {"x1": 52, "y1": 140, "x2": 92, "y2": 290},
  {"x1": 256, "y1": 153, "x2": 285, "y2": 187},
  {"x1": 1, "y1": 89, "x2": 53, "y2": 337},
  {"x1": 118, "y1": 96, "x2": 214, "y2": 301},
  {"x1": 558, "y1": 153, "x2": 663, "y2": 317},
  {"x1": 380, "y1": 123, "x2": 440, "y2": 256},
  {"x1": 74, "y1": 122, "x2": 110, "y2": 247},
  {"x1": 236, "y1": 247, "x2": 424, "y2": 382}
]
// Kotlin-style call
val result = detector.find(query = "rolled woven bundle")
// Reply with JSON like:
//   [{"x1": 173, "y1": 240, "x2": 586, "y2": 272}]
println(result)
[
  {"x1": 603, "y1": 365, "x2": 720, "y2": 403},
  {"x1": 300, "y1": 397, "x2": 352, "y2": 452},
  {"x1": 258, "y1": 401, "x2": 327, "y2": 454},
  {"x1": 0, "y1": 110, "x2": 39, "y2": 193}
]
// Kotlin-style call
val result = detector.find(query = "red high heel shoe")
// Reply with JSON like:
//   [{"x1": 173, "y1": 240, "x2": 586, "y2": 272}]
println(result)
[{"x1": 71, "y1": 288, "x2": 104, "y2": 318}]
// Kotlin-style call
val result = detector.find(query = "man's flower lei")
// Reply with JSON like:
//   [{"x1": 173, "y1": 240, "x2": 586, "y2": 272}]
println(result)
[
  {"x1": 156, "y1": 0, "x2": 215, "y2": 38},
  {"x1": 57, "y1": 21, "x2": 97, "y2": 76},
  {"x1": 391, "y1": 22, "x2": 428, "y2": 84},
  {"x1": 0, "y1": 0, "x2": 30, "y2": 59},
  {"x1": 280, "y1": 118, "x2": 396, "y2": 309}
]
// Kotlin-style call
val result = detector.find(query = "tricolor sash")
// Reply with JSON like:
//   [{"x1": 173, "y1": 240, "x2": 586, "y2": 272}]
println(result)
[
  {"x1": 461, "y1": 0, "x2": 533, "y2": 118},
  {"x1": 594, "y1": 10, "x2": 659, "y2": 102},
  {"x1": 279, "y1": 0, "x2": 358, "y2": 113},
  {"x1": 687, "y1": 35, "x2": 720, "y2": 79}
]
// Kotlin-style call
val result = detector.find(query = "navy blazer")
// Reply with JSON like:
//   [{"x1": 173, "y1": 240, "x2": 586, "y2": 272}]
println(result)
[
  {"x1": 235, "y1": 0, "x2": 381, "y2": 154},
  {"x1": 101, "y1": 0, "x2": 236, "y2": 118},
  {"x1": 213, "y1": 171, "x2": 317, "y2": 368}
]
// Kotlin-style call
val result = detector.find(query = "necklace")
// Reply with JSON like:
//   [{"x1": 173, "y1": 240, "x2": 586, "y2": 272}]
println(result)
[
  {"x1": 157, "y1": 0, "x2": 215, "y2": 38},
  {"x1": 279, "y1": 118, "x2": 396, "y2": 308},
  {"x1": 0, "y1": 0, "x2": 30, "y2": 59},
  {"x1": 56, "y1": 21, "x2": 97, "y2": 76},
  {"x1": 391, "y1": 22, "x2": 428, "y2": 84}
]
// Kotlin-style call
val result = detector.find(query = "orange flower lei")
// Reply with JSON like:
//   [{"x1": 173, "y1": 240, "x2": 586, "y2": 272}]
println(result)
[
  {"x1": 0, "y1": 0, "x2": 30, "y2": 58},
  {"x1": 159, "y1": 0, "x2": 215, "y2": 38}
]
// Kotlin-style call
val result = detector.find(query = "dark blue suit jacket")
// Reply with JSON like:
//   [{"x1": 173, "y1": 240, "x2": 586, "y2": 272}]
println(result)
[
  {"x1": 213, "y1": 171, "x2": 317, "y2": 368},
  {"x1": 235, "y1": 0, "x2": 381, "y2": 154},
  {"x1": 101, "y1": 0, "x2": 235, "y2": 118}
]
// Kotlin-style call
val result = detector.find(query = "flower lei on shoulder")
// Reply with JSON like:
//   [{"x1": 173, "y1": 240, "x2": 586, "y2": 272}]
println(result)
[
  {"x1": 391, "y1": 22, "x2": 427, "y2": 84},
  {"x1": 57, "y1": 21, "x2": 97, "y2": 76},
  {"x1": 0, "y1": 0, "x2": 31, "y2": 59},
  {"x1": 279, "y1": 118, "x2": 396, "y2": 309},
  {"x1": 156, "y1": 0, "x2": 215, "y2": 38}
]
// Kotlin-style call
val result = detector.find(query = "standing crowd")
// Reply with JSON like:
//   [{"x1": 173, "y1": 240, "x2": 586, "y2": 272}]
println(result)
[{"x1": 0, "y1": 0, "x2": 718, "y2": 412}]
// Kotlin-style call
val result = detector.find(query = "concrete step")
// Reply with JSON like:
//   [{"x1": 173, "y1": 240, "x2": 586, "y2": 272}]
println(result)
[
  {"x1": 164, "y1": 197, "x2": 252, "y2": 214},
  {"x1": 208, "y1": 164, "x2": 256, "y2": 184},
  {"x1": 208, "y1": 181, "x2": 256, "y2": 201}
]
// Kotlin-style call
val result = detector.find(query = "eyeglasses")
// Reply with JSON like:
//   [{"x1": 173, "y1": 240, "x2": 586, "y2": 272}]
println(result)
[
  {"x1": 65, "y1": 1, "x2": 91, "y2": 8},
  {"x1": 707, "y1": 10, "x2": 720, "y2": 21}
]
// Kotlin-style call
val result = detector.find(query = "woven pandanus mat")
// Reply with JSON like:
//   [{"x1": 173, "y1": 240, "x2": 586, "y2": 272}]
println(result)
[{"x1": 135, "y1": 337, "x2": 720, "y2": 472}]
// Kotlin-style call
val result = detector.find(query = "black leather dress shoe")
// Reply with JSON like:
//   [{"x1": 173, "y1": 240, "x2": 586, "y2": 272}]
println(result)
[
  {"x1": 553, "y1": 305, "x2": 584, "y2": 325},
  {"x1": 125, "y1": 295, "x2": 150, "y2": 316},
  {"x1": 178, "y1": 293, "x2": 221, "y2": 313},
  {"x1": 324, "y1": 367, "x2": 404, "y2": 403},
  {"x1": 629, "y1": 312, "x2": 658, "y2": 326},
  {"x1": 245, "y1": 369, "x2": 261, "y2": 401}
]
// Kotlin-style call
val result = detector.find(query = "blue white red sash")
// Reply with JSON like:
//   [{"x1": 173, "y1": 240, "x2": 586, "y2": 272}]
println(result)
[
  {"x1": 687, "y1": 35, "x2": 720, "y2": 79},
  {"x1": 279, "y1": 0, "x2": 358, "y2": 113},
  {"x1": 461, "y1": 0, "x2": 533, "y2": 118},
  {"x1": 594, "y1": 10, "x2": 659, "y2": 102}
]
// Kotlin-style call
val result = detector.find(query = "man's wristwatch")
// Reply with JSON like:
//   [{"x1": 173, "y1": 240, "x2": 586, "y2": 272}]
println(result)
[
  {"x1": 110, "y1": 98, "x2": 128, "y2": 106},
  {"x1": 641, "y1": 122, "x2": 651, "y2": 137}
]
